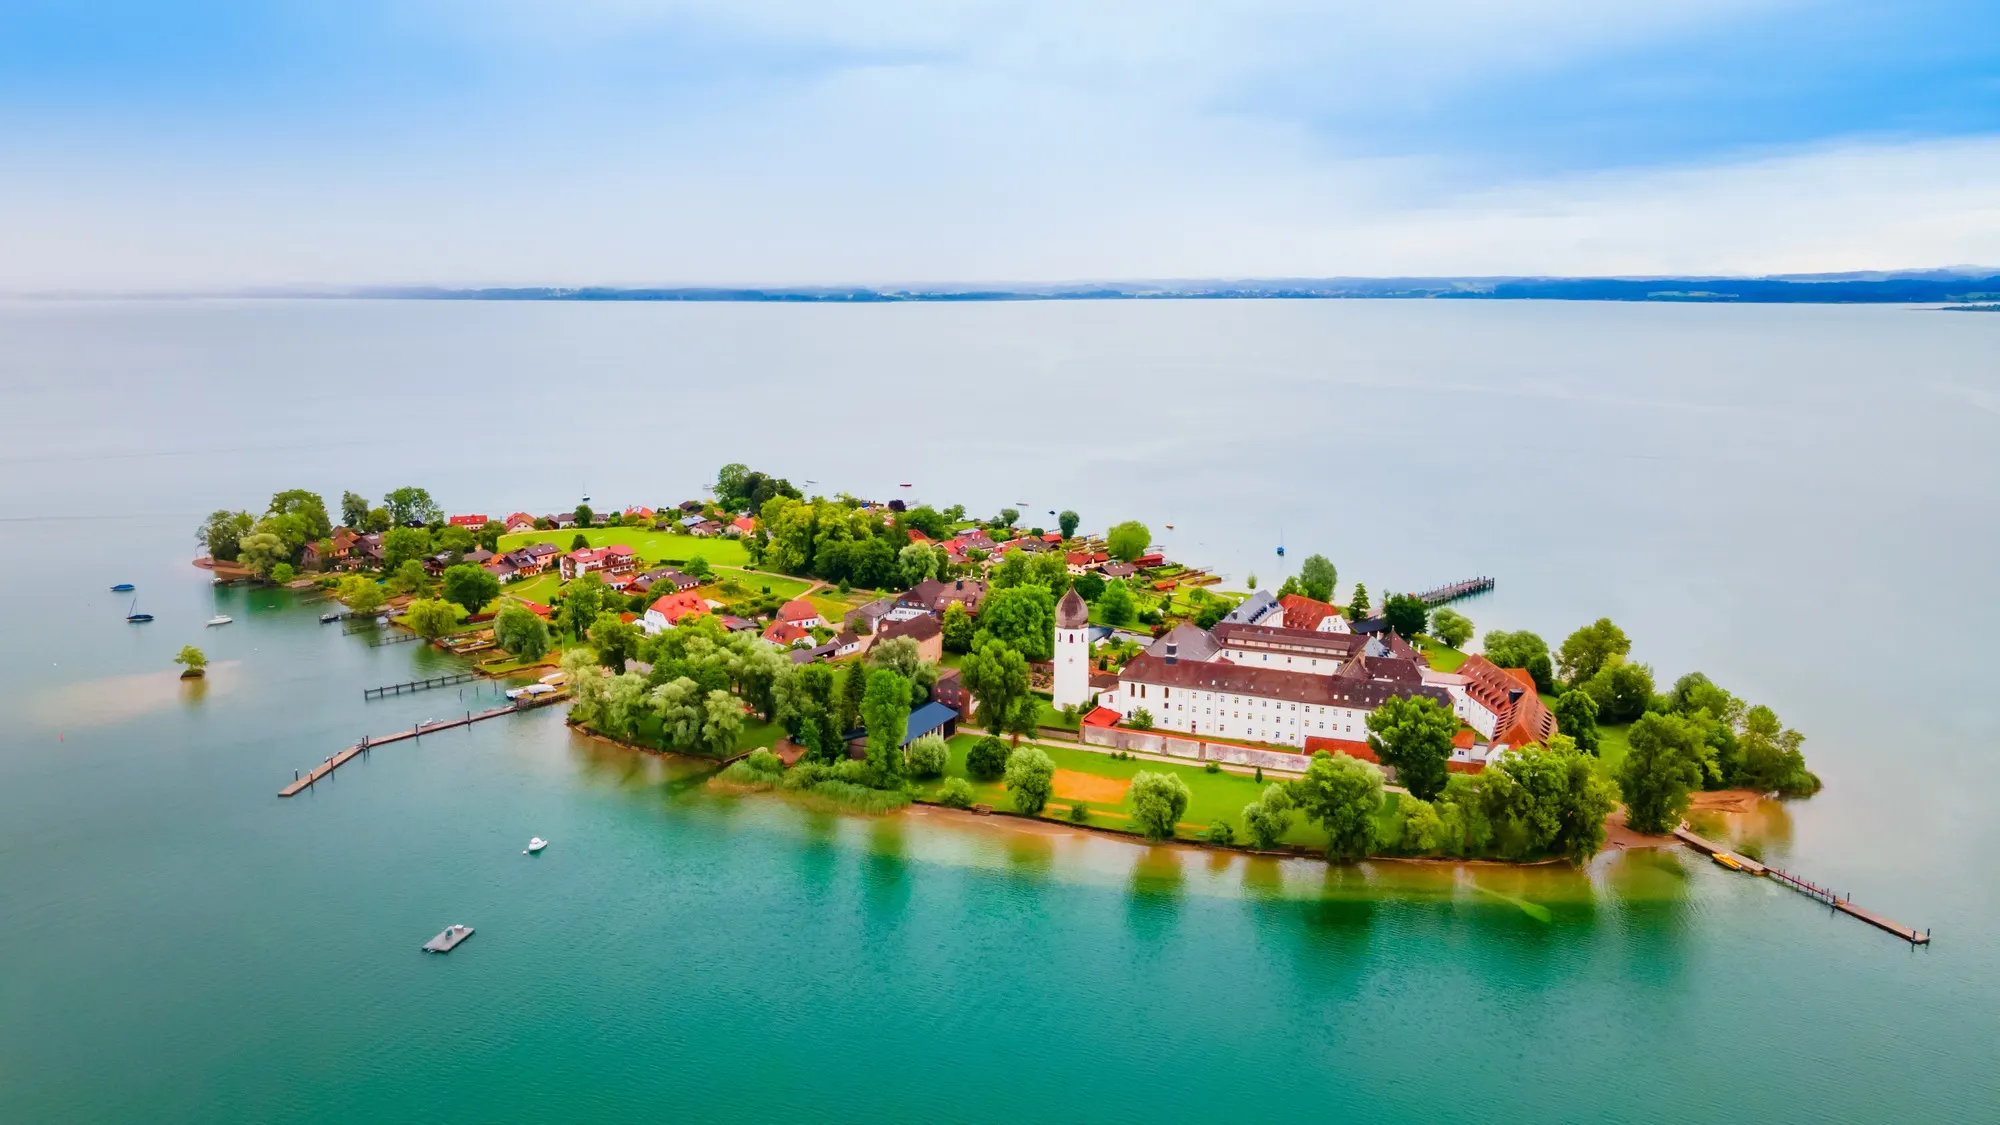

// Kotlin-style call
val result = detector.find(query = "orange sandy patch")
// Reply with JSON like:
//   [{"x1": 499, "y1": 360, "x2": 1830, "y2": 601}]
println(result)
[
  {"x1": 1690, "y1": 789, "x2": 1762, "y2": 814},
  {"x1": 1603, "y1": 808, "x2": 1678, "y2": 850},
  {"x1": 1051, "y1": 769, "x2": 1130, "y2": 804}
]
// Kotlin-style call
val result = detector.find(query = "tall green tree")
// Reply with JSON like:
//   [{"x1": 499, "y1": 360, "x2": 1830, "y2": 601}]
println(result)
[
  {"x1": 940, "y1": 602, "x2": 976, "y2": 653},
  {"x1": 383, "y1": 487, "x2": 440, "y2": 526},
  {"x1": 1483, "y1": 629, "x2": 1553, "y2": 691},
  {"x1": 173, "y1": 645, "x2": 208, "y2": 674},
  {"x1": 1366, "y1": 694, "x2": 1457, "y2": 802},
  {"x1": 337, "y1": 574, "x2": 386, "y2": 615},
  {"x1": 1557, "y1": 618, "x2": 1631, "y2": 686},
  {"x1": 589, "y1": 612, "x2": 643, "y2": 673},
  {"x1": 1382, "y1": 593, "x2": 1428, "y2": 638},
  {"x1": 1298, "y1": 554, "x2": 1337, "y2": 602},
  {"x1": 1552, "y1": 689, "x2": 1601, "y2": 754},
  {"x1": 961, "y1": 639, "x2": 1030, "y2": 734},
  {"x1": 1003, "y1": 746, "x2": 1055, "y2": 814},
  {"x1": 267, "y1": 489, "x2": 331, "y2": 540},
  {"x1": 493, "y1": 603, "x2": 550, "y2": 660},
  {"x1": 1618, "y1": 712, "x2": 1706, "y2": 834},
  {"x1": 441, "y1": 563, "x2": 500, "y2": 619},
  {"x1": 197, "y1": 509, "x2": 255, "y2": 562},
  {"x1": 381, "y1": 526, "x2": 432, "y2": 571},
  {"x1": 835, "y1": 660, "x2": 868, "y2": 736},
  {"x1": 1242, "y1": 783, "x2": 1296, "y2": 849},
  {"x1": 1346, "y1": 582, "x2": 1370, "y2": 620},
  {"x1": 975, "y1": 585, "x2": 1056, "y2": 660},
  {"x1": 556, "y1": 574, "x2": 606, "y2": 641},
  {"x1": 340, "y1": 490, "x2": 371, "y2": 529},
  {"x1": 898, "y1": 542, "x2": 939, "y2": 586},
  {"x1": 236, "y1": 528, "x2": 289, "y2": 579},
  {"x1": 860, "y1": 669, "x2": 913, "y2": 781},
  {"x1": 574, "y1": 503, "x2": 594, "y2": 528},
  {"x1": 1737, "y1": 704, "x2": 1820, "y2": 795},
  {"x1": 403, "y1": 598, "x2": 458, "y2": 639},
  {"x1": 868, "y1": 636, "x2": 938, "y2": 703},
  {"x1": 1027, "y1": 551, "x2": 1071, "y2": 596},
  {"x1": 1058, "y1": 510, "x2": 1080, "y2": 539},
  {"x1": 1097, "y1": 580, "x2": 1137, "y2": 626},
  {"x1": 1430, "y1": 608, "x2": 1474, "y2": 649},
  {"x1": 1581, "y1": 661, "x2": 1654, "y2": 723},
  {"x1": 1292, "y1": 751, "x2": 1383, "y2": 862},
  {"x1": 715, "y1": 463, "x2": 751, "y2": 505},
  {"x1": 996, "y1": 507, "x2": 1020, "y2": 530},
  {"x1": 1128, "y1": 771, "x2": 1193, "y2": 841},
  {"x1": 1105, "y1": 520, "x2": 1151, "y2": 562}
]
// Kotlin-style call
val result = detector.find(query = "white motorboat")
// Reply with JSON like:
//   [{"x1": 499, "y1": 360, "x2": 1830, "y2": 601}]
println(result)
[
  {"x1": 524, "y1": 837, "x2": 548, "y2": 855},
  {"x1": 206, "y1": 615, "x2": 233, "y2": 626}
]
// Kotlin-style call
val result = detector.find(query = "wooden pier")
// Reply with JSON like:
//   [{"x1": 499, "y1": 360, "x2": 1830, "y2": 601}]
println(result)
[
  {"x1": 367, "y1": 631, "x2": 422, "y2": 647},
  {"x1": 364, "y1": 671, "x2": 480, "y2": 699},
  {"x1": 1674, "y1": 825, "x2": 1930, "y2": 945},
  {"x1": 278, "y1": 692, "x2": 566, "y2": 797},
  {"x1": 1412, "y1": 576, "x2": 1495, "y2": 606}
]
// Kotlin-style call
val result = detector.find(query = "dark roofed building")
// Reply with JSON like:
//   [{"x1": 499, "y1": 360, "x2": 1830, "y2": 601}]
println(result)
[
  {"x1": 1144, "y1": 622, "x2": 1221, "y2": 663},
  {"x1": 843, "y1": 699, "x2": 961, "y2": 757},
  {"x1": 1056, "y1": 587, "x2": 1089, "y2": 630},
  {"x1": 889, "y1": 577, "x2": 986, "y2": 621}
]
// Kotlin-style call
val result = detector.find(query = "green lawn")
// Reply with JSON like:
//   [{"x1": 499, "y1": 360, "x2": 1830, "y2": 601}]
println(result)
[
  {"x1": 496, "y1": 527, "x2": 750, "y2": 567},
  {"x1": 1033, "y1": 699, "x2": 1080, "y2": 731},
  {"x1": 712, "y1": 567, "x2": 813, "y2": 600},
  {"x1": 1414, "y1": 636, "x2": 1467, "y2": 672},
  {"x1": 916, "y1": 735, "x2": 1332, "y2": 847},
  {"x1": 501, "y1": 571, "x2": 564, "y2": 605},
  {"x1": 1593, "y1": 722, "x2": 1633, "y2": 777}
]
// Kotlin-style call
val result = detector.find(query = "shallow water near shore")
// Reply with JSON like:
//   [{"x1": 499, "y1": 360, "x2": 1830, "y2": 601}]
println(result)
[{"x1": 2, "y1": 299, "x2": 1996, "y2": 1122}]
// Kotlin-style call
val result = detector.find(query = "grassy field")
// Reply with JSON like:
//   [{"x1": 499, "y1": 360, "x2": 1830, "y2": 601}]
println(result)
[
  {"x1": 1593, "y1": 722, "x2": 1633, "y2": 776},
  {"x1": 1414, "y1": 636, "x2": 1467, "y2": 672},
  {"x1": 914, "y1": 735, "x2": 1336, "y2": 847},
  {"x1": 712, "y1": 567, "x2": 813, "y2": 600},
  {"x1": 496, "y1": 527, "x2": 751, "y2": 567}
]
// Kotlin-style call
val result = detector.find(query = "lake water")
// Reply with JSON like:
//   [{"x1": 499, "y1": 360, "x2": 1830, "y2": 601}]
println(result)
[{"x1": 1, "y1": 299, "x2": 1995, "y2": 1121}]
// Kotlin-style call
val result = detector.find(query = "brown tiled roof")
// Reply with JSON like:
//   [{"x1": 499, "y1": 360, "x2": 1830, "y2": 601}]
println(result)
[
  {"x1": 1120, "y1": 651, "x2": 1452, "y2": 712},
  {"x1": 895, "y1": 577, "x2": 985, "y2": 614},
  {"x1": 1458, "y1": 655, "x2": 1557, "y2": 744},
  {"x1": 880, "y1": 614, "x2": 941, "y2": 643},
  {"x1": 1279, "y1": 593, "x2": 1339, "y2": 631},
  {"x1": 1212, "y1": 622, "x2": 1369, "y2": 659}
]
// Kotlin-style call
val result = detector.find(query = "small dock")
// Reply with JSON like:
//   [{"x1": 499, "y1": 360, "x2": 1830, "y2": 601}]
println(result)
[
  {"x1": 1675, "y1": 825, "x2": 1930, "y2": 946},
  {"x1": 278, "y1": 692, "x2": 566, "y2": 797},
  {"x1": 367, "y1": 631, "x2": 422, "y2": 647},
  {"x1": 364, "y1": 671, "x2": 480, "y2": 699},
  {"x1": 422, "y1": 924, "x2": 474, "y2": 953},
  {"x1": 1413, "y1": 576, "x2": 1495, "y2": 606}
]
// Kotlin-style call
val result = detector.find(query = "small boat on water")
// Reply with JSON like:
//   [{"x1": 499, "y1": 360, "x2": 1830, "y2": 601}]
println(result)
[
  {"x1": 1712, "y1": 852, "x2": 1746, "y2": 872},
  {"x1": 319, "y1": 611, "x2": 342, "y2": 624},
  {"x1": 206, "y1": 615, "x2": 232, "y2": 626},
  {"x1": 524, "y1": 837, "x2": 548, "y2": 855},
  {"x1": 125, "y1": 598, "x2": 153, "y2": 623},
  {"x1": 421, "y1": 924, "x2": 475, "y2": 953},
  {"x1": 110, "y1": 583, "x2": 135, "y2": 592}
]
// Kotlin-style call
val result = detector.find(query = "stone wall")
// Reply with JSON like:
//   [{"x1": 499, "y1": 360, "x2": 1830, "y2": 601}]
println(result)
[{"x1": 1080, "y1": 723, "x2": 1313, "y2": 773}]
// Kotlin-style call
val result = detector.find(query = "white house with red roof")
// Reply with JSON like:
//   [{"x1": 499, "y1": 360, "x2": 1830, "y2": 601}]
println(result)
[
  {"x1": 448, "y1": 513, "x2": 489, "y2": 528},
  {"x1": 775, "y1": 598, "x2": 824, "y2": 630},
  {"x1": 729, "y1": 515, "x2": 755, "y2": 537},
  {"x1": 642, "y1": 590, "x2": 711, "y2": 634},
  {"x1": 624, "y1": 506, "x2": 655, "y2": 522},
  {"x1": 762, "y1": 620, "x2": 814, "y2": 648},
  {"x1": 559, "y1": 543, "x2": 637, "y2": 582},
  {"x1": 504, "y1": 512, "x2": 537, "y2": 533}
]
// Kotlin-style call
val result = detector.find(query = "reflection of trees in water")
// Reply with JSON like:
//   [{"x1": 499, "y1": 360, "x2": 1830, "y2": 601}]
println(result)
[
  {"x1": 862, "y1": 819, "x2": 911, "y2": 913},
  {"x1": 1003, "y1": 831, "x2": 1056, "y2": 881},
  {"x1": 1125, "y1": 848, "x2": 1186, "y2": 941},
  {"x1": 1595, "y1": 848, "x2": 1697, "y2": 989}
]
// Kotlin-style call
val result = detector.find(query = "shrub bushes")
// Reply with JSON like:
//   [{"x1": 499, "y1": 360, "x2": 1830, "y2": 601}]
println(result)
[
  {"x1": 905, "y1": 732, "x2": 948, "y2": 779},
  {"x1": 966, "y1": 735, "x2": 1009, "y2": 781},
  {"x1": 938, "y1": 777, "x2": 976, "y2": 809}
]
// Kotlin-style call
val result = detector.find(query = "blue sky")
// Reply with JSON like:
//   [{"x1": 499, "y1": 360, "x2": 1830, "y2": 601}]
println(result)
[{"x1": 2, "y1": 0, "x2": 1996, "y2": 288}]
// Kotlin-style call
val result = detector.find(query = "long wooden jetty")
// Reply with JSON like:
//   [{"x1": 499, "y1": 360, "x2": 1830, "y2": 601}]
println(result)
[
  {"x1": 1413, "y1": 576, "x2": 1495, "y2": 606},
  {"x1": 1674, "y1": 825, "x2": 1930, "y2": 945},
  {"x1": 278, "y1": 693, "x2": 566, "y2": 797},
  {"x1": 368, "y1": 631, "x2": 422, "y2": 647},
  {"x1": 364, "y1": 671, "x2": 480, "y2": 699}
]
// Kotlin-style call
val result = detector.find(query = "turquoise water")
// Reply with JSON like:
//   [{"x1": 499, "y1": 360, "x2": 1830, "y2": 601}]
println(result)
[{"x1": 2, "y1": 300, "x2": 1996, "y2": 1121}]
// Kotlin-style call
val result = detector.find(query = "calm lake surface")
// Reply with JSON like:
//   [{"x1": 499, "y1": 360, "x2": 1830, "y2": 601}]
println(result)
[{"x1": 1, "y1": 299, "x2": 1995, "y2": 1122}]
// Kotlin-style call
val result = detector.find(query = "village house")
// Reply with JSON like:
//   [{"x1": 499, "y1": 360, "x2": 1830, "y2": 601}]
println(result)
[
  {"x1": 845, "y1": 597, "x2": 896, "y2": 636},
  {"x1": 302, "y1": 526, "x2": 358, "y2": 571},
  {"x1": 641, "y1": 590, "x2": 711, "y2": 635},
  {"x1": 1221, "y1": 589, "x2": 1284, "y2": 628},
  {"x1": 500, "y1": 542, "x2": 560, "y2": 576},
  {"x1": 887, "y1": 577, "x2": 986, "y2": 621},
  {"x1": 1066, "y1": 550, "x2": 1109, "y2": 575},
  {"x1": 762, "y1": 620, "x2": 814, "y2": 649},
  {"x1": 624, "y1": 506, "x2": 655, "y2": 523},
  {"x1": 627, "y1": 568, "x2": 701, "y2": 596},
  {"x1": 1099, "y1": 643, "x2": 1453, "y2": 747},
  {"x1": 932, "y1": 667, "x2": 967, "y2": 714},
  {"x1": 505, "y1": 512, "x2": 537, "y2": 533},
  {"x1": 352, "y1": 532, "x2": 385, "y2": 567},
  {"x1": 775, "y1": 598, "x2": 825, "y2": 630},
  {"x1": 448, "y1": 513, "x2": 488, "y2": 528},
  {"x1": 832, "y1": 629, "x2": 871, "y2": 659},
  {"x1": 729, "y1": 515, "x2": 755, "y2": 537},
  {"x1": 548, "y1": 512, "x2": 577, "y2": 529},
  {"x1": 876, "y1": 613, "x2": 943, "y2": 662},
  {"x1": 559, "y1": 543, "x2": 638, "y2": 582},
  {"x1": 842, "y1": 700, "x2": 959, "y2": 759}
]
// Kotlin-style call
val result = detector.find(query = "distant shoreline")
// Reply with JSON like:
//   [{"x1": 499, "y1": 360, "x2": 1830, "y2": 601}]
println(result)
[{"x1": 16, "y1": 271, "x2": 2000, "y2": 305}]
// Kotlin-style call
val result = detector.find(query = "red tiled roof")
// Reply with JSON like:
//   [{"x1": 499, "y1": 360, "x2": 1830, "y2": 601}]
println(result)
[
  {"x1": 449, "y1": 514, "x2": 488, "y2": 526},
  {"x1": 777, "y1": 598, "x2": 820, "y2": 623},
  {"x1": 647, "y1": 591, "x2": 708, "y2": 624},
  {"x1": 1303, "y1": 736, "x2": 1377, "y2": 762},
  {"x1": 519, "y1": 600, "x2": 552, "y2": 617},
  {"x1": 1458, "y1": 655, "x2": 1557, "y2": 745},
  {"x1": 1082, "y1": 706, "x2": 1122, "y2": 728},
  {"x1": 732, "y1": 516, "x2": 755, "y2": 533},
  {"x1": 763, "y1": 620, "x2": 812, "y2": 646},
  {"x1": 1279, "y1": 593, "x2": 1339, "y2": 631}
]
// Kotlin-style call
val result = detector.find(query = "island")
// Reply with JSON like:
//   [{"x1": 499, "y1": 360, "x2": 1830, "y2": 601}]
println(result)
[{"x1": 198, "y1": 467, "x2": 1820, "y2": 867}]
